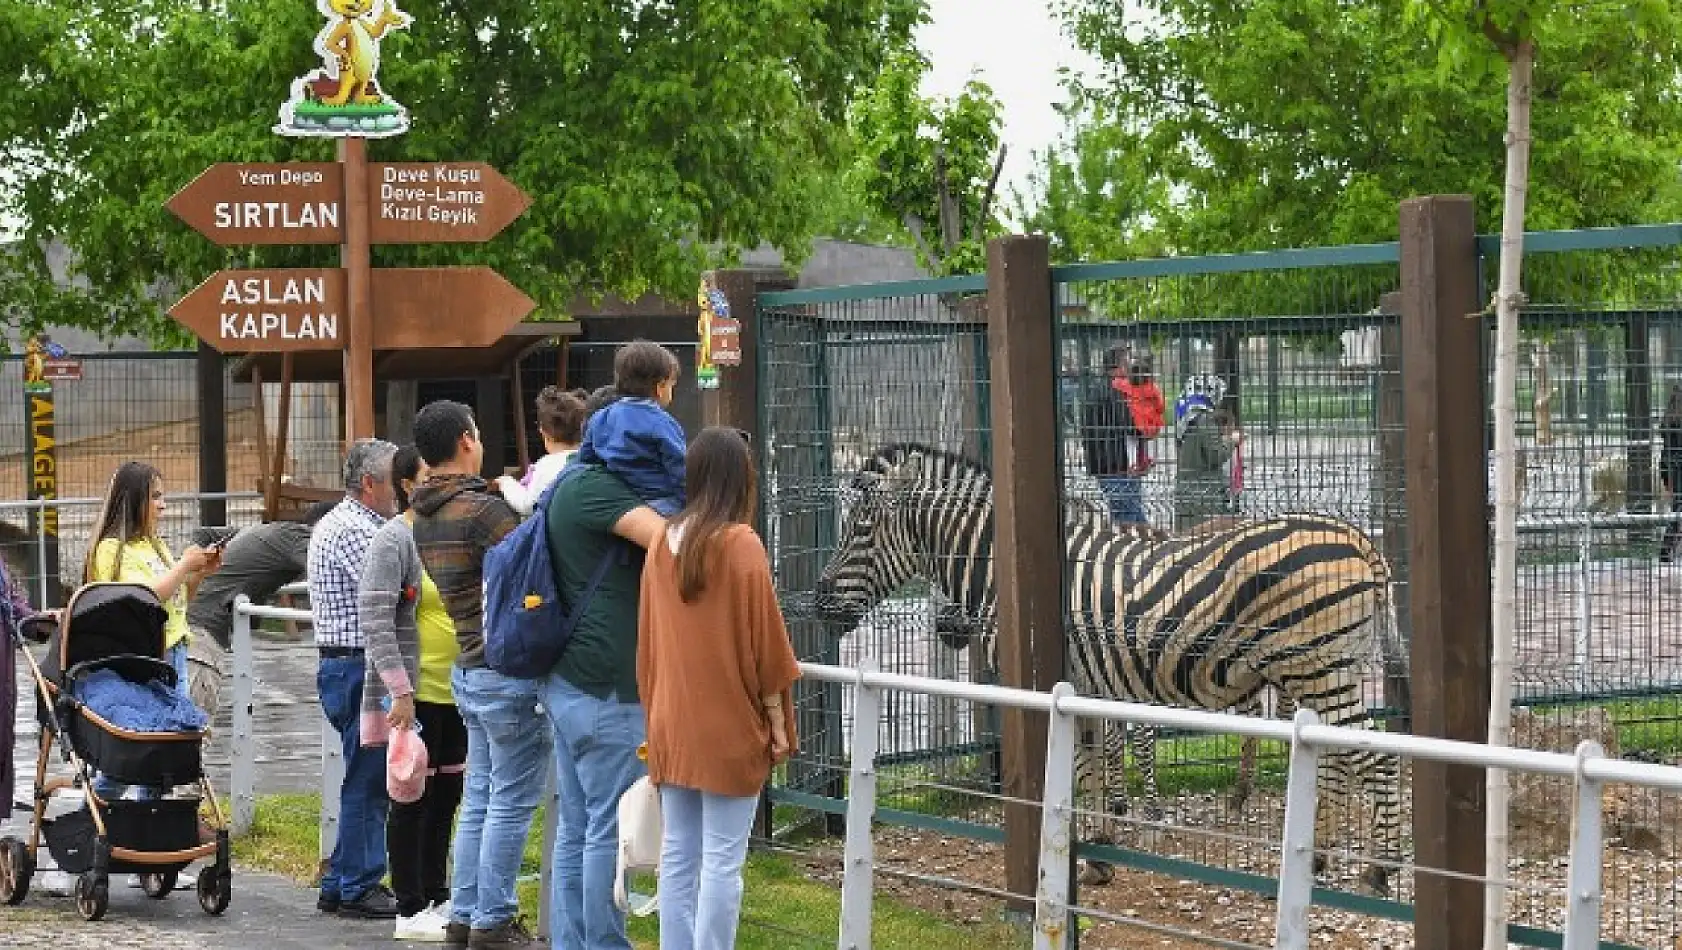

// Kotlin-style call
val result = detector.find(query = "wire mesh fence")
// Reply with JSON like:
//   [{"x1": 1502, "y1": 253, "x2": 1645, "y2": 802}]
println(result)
[
  {"x1": 1488, "y1": 238, "x2": 1682, "y2": 946},
  {"x1": 1051, "y1": 251, "x2": 1415, "y2": 917},
  {"x1": 757, "y1": 228, "x2": 1682, "y2": 948},
  {"x1": 758, "y1": 277, "x2": 996, "y2": 831}
]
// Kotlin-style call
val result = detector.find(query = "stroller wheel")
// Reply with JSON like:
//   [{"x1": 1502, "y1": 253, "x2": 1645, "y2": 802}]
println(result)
[
  {"x1": 140, "y1": 871, "x2": 178, "y2": 899},
  {"x1": 74, "y1": 872, "x2": 108, "y2": 921},
  {"x1": 196, "y1": 866, "x2": 230, "y2": 916},
  {"x1": 0, "y1": 837, "x2": 32, "y2": 905}
]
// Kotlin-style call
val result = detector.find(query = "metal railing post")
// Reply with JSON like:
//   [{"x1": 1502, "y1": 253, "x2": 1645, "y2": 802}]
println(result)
[
  {"x1": 1033, "y1": 683, "x2": 1078, "y2": 950},
  {"x1": 34, "y1": 496, "x2": 48, "y2": 607},
  {"x1": 1561, "y1": 740, "x2": 1607, "y2": 950},
  {"x1": 1575, "y1": 517, "x2": 1592, "y2": 693},
  {"x1": 1273, "y1": 708, "x2": 1323, "y2": 950},
  {"x1": 230, "y1": 596, "x2": 256, "y2": 836},
  {"x1": 839, "y1": 659, "x2": 883, "y2": 950}
]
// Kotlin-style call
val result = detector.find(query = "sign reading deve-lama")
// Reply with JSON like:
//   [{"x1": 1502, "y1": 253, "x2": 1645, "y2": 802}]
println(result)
[{"x1": 167, "y1": 161, "x2": 529, "y2": 246}]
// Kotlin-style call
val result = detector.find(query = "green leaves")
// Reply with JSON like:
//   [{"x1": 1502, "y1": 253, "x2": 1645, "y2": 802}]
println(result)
[
  {"x1": 844, "y1": 51, "x2": 1005, "y2": 275},
  {"x1": 1034, "y1": 0, "x2": 1682, "y2": 263},
  {"x1": 0, "y1": 0, "x2": 923, "y2": 342}
]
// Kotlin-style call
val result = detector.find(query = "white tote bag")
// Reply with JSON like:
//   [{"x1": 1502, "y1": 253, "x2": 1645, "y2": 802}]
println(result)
[{"x1": 614, "y1": 776, "x2": 662, "y2": 916}]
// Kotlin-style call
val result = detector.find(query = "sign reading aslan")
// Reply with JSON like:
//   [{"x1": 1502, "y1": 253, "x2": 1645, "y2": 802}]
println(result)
[{"x1": 170, "y1": 269, "x2": 346, "y2": 352}]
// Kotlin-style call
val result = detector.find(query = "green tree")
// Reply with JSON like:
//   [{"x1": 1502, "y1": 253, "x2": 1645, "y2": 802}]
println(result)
[
  {"x1": 846, "y1": 51, "x2": 1006, "y2": 276},
  {"x1": 1032, "y1": 0, "x2": 1682, "y2": 261},
  {"x1": 0, "y1": 0, "x2": 924, "y2": 343}
]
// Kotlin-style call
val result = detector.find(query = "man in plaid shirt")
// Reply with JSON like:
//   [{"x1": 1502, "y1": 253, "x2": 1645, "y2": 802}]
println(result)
[{"x1": 308, "y1": 438, "x2": 401, "y2": 919}]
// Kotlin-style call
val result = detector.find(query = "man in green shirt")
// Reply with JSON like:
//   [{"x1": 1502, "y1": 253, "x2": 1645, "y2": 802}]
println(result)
[{"x1": 542, "y1": 383, "x2": 666, "y2": 950}]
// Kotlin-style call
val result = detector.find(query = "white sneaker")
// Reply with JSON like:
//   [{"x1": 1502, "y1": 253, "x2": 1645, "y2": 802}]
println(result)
[{"x1": 394, "y1": 903, "x2": 450, "y2": 942}]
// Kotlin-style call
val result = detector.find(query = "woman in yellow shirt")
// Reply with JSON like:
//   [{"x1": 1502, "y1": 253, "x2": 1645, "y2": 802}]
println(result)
[
  {"x1": 84, "y1": 461, "x2": 220, "y2": 801},
  {"x1": 358, "y1": 446, "x2": 465, "y2": 938}
]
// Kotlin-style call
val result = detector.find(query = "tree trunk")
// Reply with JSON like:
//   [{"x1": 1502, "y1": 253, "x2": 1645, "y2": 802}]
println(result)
[
  {"x1": 1485, "y1": 36, "x2": 1533, "y2": 950},
  {"x1": 1533, "y1": 340, "x2": 1553, "y2": 444}
]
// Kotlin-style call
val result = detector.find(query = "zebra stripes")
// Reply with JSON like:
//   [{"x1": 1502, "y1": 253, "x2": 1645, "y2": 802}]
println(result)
[{"x1": 813, "y1": 442, "x2": 1404, "y2": 893}]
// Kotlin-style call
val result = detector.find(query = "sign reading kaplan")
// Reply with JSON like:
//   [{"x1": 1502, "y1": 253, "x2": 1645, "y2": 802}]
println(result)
[{"x1": 169, "y1": 269, "x2": 345, "y2": 351}]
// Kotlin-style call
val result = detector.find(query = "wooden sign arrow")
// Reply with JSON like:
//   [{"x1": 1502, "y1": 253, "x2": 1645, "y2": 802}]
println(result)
[
  {"x1": 370, "y1": 267, "x2": 537, "y2": 347},
  {"x1": 165, "y1": 164, "x2": 344, "y2": 246},
  {"x1": 369, "y1": 162, "x2": 531, "y2": 244},
  {"x1": 168, "y1": 269, "x2": 347, "y2": 352},
  {"x1": 170, "y1": 267, "x2": 534, "y2": 353}
]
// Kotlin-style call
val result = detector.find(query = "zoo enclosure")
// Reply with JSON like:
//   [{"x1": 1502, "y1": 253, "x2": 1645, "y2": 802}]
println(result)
[{"x1": 751, "y1": 203, "x2": 1682, "y2": 948}]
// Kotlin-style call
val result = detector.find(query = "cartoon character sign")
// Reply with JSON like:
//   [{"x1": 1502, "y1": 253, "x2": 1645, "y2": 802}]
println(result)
[
  {"x1": 695, "y1": 275, "x2": 741, "y2": 391},
  {"x1": 276, "y1": 0, "x2": 413, "y2": 138},
  {"x1": 22, "y1": 336, "x2": 70, "y2": 393}
]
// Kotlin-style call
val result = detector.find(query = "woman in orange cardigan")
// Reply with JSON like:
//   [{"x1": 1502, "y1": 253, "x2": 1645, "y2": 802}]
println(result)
[{"x1": 637, "y1": 427, "x2": 799, "y2": 950}]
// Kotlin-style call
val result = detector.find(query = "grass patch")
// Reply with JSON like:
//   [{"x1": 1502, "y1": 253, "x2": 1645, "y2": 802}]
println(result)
[{"x1": 235, "y1": 794, "x2": 1019, "y2": 949}]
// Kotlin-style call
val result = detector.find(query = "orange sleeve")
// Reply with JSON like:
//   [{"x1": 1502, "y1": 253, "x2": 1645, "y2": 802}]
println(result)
[
  {"x1": 733, "y1": 528, "x2": 801, "y2": 745},
  {"x1": 636, "y1": 544, "x2": 662, "y2": 718}
]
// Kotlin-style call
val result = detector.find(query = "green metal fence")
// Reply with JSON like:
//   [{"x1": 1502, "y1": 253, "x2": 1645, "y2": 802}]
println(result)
[
  {"x1": 758, "y1": 225, "x2": 1682, "y2": 949},
  {"x1": 757, "y1": 276, "x2": 997, "y2": 832}
]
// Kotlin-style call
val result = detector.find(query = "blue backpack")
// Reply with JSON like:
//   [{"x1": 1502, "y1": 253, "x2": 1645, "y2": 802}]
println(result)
[{"x1": 483, "y1": 467, "x2": 624, "y2": 679}]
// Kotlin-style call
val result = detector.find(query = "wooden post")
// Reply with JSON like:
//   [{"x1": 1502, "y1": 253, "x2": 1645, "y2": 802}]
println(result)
[
  {"x1": 702, "y1": 269, "x2": 790, "y2": 435},
  {"x1": 1399, "y1": 195, "x2": 1489, "y2": 950},
  {"x1": 197, "y1": 341, "x2": 228, "y2": 528},
  {"x1": 986, "y1": 235, "x2": 1065, "y2": 913},
  {"x1": 386, "y1": 381, "x2": 418, "y2": 445},
  {"x1": 511, "y1": 358, "x2": 531, "y2": 472},
  {"x1": 476, "y1": 376, "x2": 508, "y2": 477},
  {"x1": 339, "y1": 137, "x2": 375, "y2": 444},
  {"x1": 702, "y1": 268, "x2": 796, "y2": 840}
]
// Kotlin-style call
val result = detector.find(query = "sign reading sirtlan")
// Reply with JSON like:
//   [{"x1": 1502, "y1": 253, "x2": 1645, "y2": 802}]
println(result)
[{"x1": 163, "y1": 0, "x2": 535, "y2": 441}]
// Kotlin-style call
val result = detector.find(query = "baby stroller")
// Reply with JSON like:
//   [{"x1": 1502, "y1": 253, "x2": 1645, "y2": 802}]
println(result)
[{"x1": 0, "y1": 581, "x2": 232, "y2": 921}]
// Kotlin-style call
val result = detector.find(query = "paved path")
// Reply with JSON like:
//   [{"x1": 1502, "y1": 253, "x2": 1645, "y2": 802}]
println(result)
[{"x1": 0, "y1": 868, "x2": 395, "y2": 949}]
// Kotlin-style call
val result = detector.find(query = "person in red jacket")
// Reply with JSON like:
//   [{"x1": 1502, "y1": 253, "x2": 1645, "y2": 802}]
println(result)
[{"x1": 1115, "y1": 353, "x2": 1166, "y2": 470}]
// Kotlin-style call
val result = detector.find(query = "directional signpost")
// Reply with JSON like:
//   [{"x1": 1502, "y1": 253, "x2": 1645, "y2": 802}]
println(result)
[{"x1": 164, "y1": 0, "x2": 535, "y2": 443}]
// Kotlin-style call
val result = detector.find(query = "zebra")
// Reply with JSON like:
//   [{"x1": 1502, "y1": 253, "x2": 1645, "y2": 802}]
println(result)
[
  {"x1": 931, "y1": 510, "x2": 1294, "y2": 824},
  {"x1": 813, "y1": 442, "x2": 1405, "y2": 894}
]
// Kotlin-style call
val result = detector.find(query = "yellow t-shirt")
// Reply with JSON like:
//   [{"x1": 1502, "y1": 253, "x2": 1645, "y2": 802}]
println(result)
[
  {"x1": 91, "y1": 538, "x2": 191, "y2": 650},
  {"x1": 414, "y1": 567, "x2": 458, "y2": 705}
]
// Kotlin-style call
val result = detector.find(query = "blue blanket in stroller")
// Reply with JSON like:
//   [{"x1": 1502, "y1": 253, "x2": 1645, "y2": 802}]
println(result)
[{"x1": 74, "y1": 670, "x2": 208, "y2": 733}]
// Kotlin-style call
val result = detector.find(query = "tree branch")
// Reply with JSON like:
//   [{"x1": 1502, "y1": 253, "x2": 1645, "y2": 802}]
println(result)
[
  {"x1": 902, "y1": 213, "x2": 942, "y2": 271},
  {"x1": 974, "y1": 144, "x2": 1008, "y2": 245}
]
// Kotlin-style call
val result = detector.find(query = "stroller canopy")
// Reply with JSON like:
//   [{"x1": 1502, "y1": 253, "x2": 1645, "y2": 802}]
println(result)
[{"x1": 43, "y1": 583, "x2": 170, "y2": 687}]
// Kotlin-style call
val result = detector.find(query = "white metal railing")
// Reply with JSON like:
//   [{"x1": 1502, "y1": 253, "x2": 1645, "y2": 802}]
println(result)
[
  {"x1": 802, "y1": 660, "x2": 1682, "y2": 950},
  {"x1": 226, "y1": 596, "x2": 1682, "y2": 950}
]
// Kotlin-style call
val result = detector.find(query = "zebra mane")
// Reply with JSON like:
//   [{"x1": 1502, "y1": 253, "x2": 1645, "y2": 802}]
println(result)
[{"x1": 857, "y1": 441, "x2": 988, "y2": 479}]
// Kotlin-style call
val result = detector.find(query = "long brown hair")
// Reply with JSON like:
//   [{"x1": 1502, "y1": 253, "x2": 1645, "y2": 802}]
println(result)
[
  {"x1": 671, "y1": 427, "x2": 756, "y2": 603},
  {"x1": 85, "y1": 460, "x2": 167, "y2": 582}
]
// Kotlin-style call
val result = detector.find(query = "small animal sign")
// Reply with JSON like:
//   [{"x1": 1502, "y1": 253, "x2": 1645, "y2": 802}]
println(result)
[{"x1": 276, "y1": 0, "x2": 412, "y2": 138}]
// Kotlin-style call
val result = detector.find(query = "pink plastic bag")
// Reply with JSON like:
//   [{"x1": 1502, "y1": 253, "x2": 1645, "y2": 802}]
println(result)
[{"x1": 387, "y1": 725, "x2": 428, "y2": 804}]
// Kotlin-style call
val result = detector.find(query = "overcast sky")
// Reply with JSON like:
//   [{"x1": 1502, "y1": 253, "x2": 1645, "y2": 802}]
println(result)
[{"x1": 917, "y1": 0, "x2": 1100, "y2": 219}]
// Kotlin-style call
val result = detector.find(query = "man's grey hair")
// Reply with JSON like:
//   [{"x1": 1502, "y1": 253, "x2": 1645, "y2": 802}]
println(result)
[{"x1": 344, "y1": 438, "x2": 398, "y2": 495}]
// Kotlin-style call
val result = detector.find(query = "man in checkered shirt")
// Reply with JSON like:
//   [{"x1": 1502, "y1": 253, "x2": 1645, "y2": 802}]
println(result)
[{"x1": 308, "y1": 438, "x2": 401, "y2": 919}]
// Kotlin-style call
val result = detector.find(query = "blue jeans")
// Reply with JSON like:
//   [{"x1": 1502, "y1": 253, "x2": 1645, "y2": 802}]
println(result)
[
  {"x1": 317, "y1": 654, "x2": 389, "y2": 902},
  {"x1": 542, "y1": 674, "x2": 647, "y2": 950},
  {"x1": 1098, "y1": 475, "x2": 1147, "y2": 525},
  {"x1": 450, "y1": 665, "x2": 549, "y2": 931},
  {"x1": 657, "y1": 786, "x2": 759, "y2": 950},
  {"x1": 93, "y1": 642, "x2": 189, "y2": 802}
]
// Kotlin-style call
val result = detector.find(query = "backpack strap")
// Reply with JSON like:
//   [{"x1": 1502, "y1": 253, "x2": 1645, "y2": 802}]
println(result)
[{"x1": 558, "y1": 541, "x2": 623, "y2": 644}]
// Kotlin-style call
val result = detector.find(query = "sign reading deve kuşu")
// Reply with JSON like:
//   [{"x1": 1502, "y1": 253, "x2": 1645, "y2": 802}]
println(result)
[
  {"x1": 169, "y1": 269, "x2": 346, "y2": 352},
  {"x1": 166, "y1": 161, "x2": 529, "y2": 246}
]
